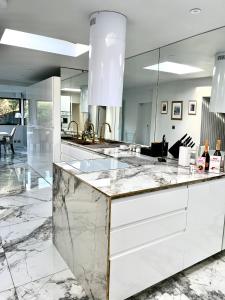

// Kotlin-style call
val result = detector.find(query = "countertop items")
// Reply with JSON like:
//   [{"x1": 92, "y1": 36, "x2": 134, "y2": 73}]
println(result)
[{"x1": 58, "y1": 140, "x2": 225, "y2": 199}]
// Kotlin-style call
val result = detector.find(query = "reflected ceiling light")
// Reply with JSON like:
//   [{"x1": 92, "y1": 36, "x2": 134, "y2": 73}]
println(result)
[
  {"x1": 189, "y1": 8, "x2": 202, "y2": 15},
  {"x1": 144, "y1": 61, "x2": 203, "y2": 75},
  {"x1": 0, "y1": 0, "x2": 7, "y2": 8},
  {"x1": 0, "y1": 29, "x2": 89, "y2": 57},
  {"x1": 61, "y1": 88, "x2": 81, "y2": 93}
]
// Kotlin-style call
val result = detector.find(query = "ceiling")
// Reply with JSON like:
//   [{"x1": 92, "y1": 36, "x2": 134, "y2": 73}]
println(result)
[{"x1": 1, "y1": 0, "x2": 225, "y2": 86}]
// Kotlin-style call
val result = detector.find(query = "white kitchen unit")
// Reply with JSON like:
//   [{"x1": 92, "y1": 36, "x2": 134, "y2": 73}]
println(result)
[
  {"x1": 61, "y1": 142, "x2": 103, "y2": 161},
  {"x1": 109, "y1": 187, "x2": 188, "y2": 300},
  {"x1": 184, "y1": 178, "x2": 225, "y2": 268},
  {"x1": 53, "y1": 157, "x2": 225, "y2": 300}
]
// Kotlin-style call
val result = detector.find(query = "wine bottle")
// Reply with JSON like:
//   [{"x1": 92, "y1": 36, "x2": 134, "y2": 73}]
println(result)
[
  {"x1": 214, "y1": 139, "x2": 222, "y2": 156},
  {"x1": 202, "y1": 140, "x2": 210, "y2": 171}
]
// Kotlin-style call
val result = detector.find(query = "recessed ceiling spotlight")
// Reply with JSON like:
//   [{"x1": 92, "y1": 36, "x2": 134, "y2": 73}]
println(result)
[{"x1": 189, "y1": 8, "x2": 202, "y2": 15}]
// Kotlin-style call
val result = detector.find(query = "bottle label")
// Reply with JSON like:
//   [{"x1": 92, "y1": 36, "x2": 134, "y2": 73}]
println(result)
[{"x1": 209, "y1": 156, "x2": 221, "y2": 173}]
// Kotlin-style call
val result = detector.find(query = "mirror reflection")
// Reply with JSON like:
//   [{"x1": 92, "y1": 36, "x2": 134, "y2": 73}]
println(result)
[
  {"x1": 61, "y1": 26, "x2": 225, "y2": 157},
  {"x1": 155, "y1": 26, "x2": 225, "y2": 155},
  {"x1": 60, "y1": 49, "x2": 160, "y2": 146}
]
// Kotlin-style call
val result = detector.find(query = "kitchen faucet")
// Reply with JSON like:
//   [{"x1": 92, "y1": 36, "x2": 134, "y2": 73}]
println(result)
[
  {"x1": 88, "y1": 122, "x2": 95, "y2": 143},
  {"x1": 67, "y1": 121, "x2": 79, "y2": 138},
  {"x1": 99, "y1": 122, "x2": 112, "y2": 142}
]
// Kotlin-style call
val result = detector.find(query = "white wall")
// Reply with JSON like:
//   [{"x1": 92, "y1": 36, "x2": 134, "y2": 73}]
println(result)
[
  {"x1": 0, "y1": 84, "x2": 25, "y2": 98},
  {"x1": 122, "y1": 86, "x2": 155, "y2": 144},
  {"x1": 155, "y1": 77, "x2": 212, "y2": 147}
]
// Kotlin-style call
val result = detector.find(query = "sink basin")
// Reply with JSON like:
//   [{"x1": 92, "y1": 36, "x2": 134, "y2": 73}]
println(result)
[
  {"x1": 61, "y1": 136, "x2": 93, "y2": 145},
  {"x1": 62, "y1": 136, "x2": 127, "y2": 148}
]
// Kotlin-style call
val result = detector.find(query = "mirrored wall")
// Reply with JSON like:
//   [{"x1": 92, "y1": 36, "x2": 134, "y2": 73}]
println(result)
[{"x1": 60, "y1": 25, "x2": 225, "y2": 151}]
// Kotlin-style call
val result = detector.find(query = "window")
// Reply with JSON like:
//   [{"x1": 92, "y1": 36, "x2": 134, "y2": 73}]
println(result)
[{"x1": 0, "y1": 98, "x2": 21, "y2": 125}]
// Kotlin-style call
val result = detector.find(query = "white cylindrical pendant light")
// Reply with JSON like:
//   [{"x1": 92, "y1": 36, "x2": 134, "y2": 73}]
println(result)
[
  {"x1": 210, "y1": 52, "x2": 225, "y2": 113},
  {"x1": 88, "y1": 11, "x2": 127, "y2": 107}
]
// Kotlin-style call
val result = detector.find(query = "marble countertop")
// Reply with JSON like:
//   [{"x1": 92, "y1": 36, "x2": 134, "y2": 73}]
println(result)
[{"x1": 57, "y1": 140, "x2": 225, "y2": 199}]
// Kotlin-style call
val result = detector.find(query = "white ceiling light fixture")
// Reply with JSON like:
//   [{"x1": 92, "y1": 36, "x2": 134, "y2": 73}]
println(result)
[
  {"x1": 0, "y1": 29, "x2": 89, "y2": 57},
  {"x1": 210, "y1": 52, "x2": 225, "y2": 113},
  {"x1": 0, "y1": 0, "x2": 7, "y2": 8},
  {"x1": 189, "y1": 8, "x2": 202, "y2": 15},
  {"x1": 61, "y1": 88, "x2": 81, "y2": 93},
  {"x1": 144, "y1": 61, "x2": 203, "y2": 75}
]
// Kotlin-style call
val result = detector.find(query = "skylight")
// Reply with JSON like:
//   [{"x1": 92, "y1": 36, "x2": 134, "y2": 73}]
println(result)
[
  {"x1": 144, "y1": 61, "x2": 203, "y2": 75},
  {"x1": 0, "y1": 29, "x2": 89, "y2": 57}
]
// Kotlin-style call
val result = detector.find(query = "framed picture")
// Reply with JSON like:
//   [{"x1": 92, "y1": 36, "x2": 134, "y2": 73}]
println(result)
[
  {"x1": 188, "y1": 100, "x2": 197, "y2": 115},
  {"x1": 171, "y1": 101, "x2": 183, "y2": 120},
  {"x1": 161, "y1": 101, "x2": 168, "y2": 114}
]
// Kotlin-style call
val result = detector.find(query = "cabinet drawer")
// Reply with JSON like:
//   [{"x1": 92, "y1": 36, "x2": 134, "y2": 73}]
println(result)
[
  {"x1": 109, "y1": 232, "x2": 184, "y2": 300},
  {"x1": 111, "y1": 186, "x2": 188, "y2": 229},
  {"x1": 110, "y1": 209, "x2": 186, "y2": 256}
]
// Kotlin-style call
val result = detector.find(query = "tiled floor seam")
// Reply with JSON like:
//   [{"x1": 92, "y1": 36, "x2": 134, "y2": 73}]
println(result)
[
  {"x1": 13, "y1": 268, "x2": 69, "y2": 290},
  {"x1": 3, "y1": 250, "x2": 19, "y2": 299}
]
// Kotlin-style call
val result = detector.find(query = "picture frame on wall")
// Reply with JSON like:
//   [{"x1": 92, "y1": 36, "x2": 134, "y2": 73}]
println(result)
[
  {"x1": 171, "y1": 101, "x2": 183, "y2": 120},
  {"x1": 161, "y1": 101, "x2": 168, "y2": 114},
  {"x1": 188, "y1": 100, "x2": 197, "y2": 115}
]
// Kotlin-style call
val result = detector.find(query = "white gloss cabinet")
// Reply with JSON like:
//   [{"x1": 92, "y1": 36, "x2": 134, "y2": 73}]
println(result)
[
  {"x1": 109, "y1": 179, "x2": 225, "y2": 300},
  {"x1": 27, "y1": 76, "x2": 61, "y2": 178},
  {"x1": 109, "y1": 186, "x2": 188, "y2": 300},
  {"x1": 183, "y1": 178, "x2": 225, "y2": 269},
  {"x1": 110, "y1": 232, "x2": 184, "y2": 300}
]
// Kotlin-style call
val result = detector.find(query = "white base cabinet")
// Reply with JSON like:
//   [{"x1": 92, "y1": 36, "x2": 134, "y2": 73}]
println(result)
[
  {"x1": 109, "y1": 186, "x2": 188, "y2": 300},
  {"x1": 109, "y1": 179, "x2": 225, "y2": 300},
  {"x1": 183, "y1": 179, "x2": 225, "y2": 269}
]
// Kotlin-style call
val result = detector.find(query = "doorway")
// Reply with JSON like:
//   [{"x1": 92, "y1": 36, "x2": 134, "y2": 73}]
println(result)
[{"x1": 135, "y1": 102, "x2": 152, "y2": 145}]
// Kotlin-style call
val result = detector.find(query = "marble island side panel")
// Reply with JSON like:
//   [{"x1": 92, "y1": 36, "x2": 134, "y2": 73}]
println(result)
[{"x1": 53, "y1": 164, "x2": 111, "y2": 300}]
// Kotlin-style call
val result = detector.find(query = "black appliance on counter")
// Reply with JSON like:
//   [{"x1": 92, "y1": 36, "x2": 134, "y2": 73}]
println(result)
[{"x1": 141, "y1": 135, "x2": 168, "y2": 157}]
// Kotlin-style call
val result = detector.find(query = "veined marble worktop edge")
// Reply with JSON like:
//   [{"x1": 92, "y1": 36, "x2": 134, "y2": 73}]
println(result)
[{"x1": 54, "y1": 162, "x2": 225, "y2": 200}]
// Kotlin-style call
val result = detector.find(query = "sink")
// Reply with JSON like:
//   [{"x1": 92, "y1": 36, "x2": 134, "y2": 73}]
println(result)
[
  {"x1": 61, "y1": 136, "x2": 93, "y2": 145},
  {"x1": 62, "y1": 136, "x2": 127, "y2": 149},
  {"x1": 85, "y1": 140, "x2": 127, "y2": 149},
  {"x1": 62, "y1": 136, "x2": 127, "y2": 148}
]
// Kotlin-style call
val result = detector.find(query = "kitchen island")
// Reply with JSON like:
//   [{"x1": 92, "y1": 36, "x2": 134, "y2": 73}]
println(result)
[{"x1": 53, "y1": 140, "x2": 225, "y2": 300}]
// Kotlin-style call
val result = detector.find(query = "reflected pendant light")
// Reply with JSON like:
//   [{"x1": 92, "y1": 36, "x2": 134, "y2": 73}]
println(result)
[{"x1": 210, "y1": 52, "x2": 225, "y2": 113}]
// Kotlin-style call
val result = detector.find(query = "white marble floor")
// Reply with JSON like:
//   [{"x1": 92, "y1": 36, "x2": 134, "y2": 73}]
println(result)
[{"x1": 1, "y1": 151, "x2": 225, "y2": 300}]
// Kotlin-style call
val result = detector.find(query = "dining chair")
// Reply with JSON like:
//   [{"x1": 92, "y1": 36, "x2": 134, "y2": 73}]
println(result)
[{"x1": 1, "y1": 125, "x2": 18, "y2": 154}]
